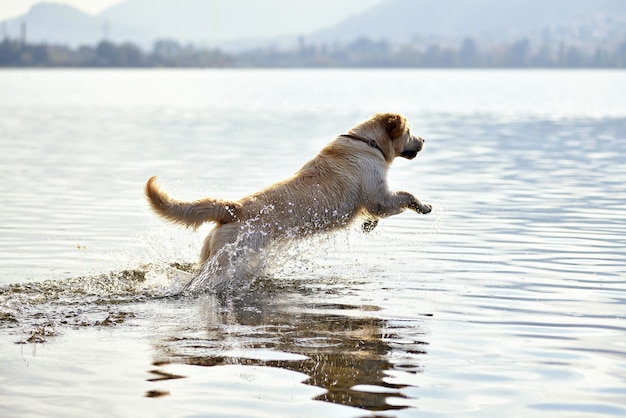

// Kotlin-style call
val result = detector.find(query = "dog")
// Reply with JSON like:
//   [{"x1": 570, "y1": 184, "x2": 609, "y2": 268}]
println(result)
[{"x1": 145, "y1": 112, "x2": 431, "y2": 291}]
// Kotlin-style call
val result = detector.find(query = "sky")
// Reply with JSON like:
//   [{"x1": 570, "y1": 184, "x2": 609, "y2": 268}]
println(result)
[{"x1": 0, "y1": 0, "x2": 124, "y2": 20}]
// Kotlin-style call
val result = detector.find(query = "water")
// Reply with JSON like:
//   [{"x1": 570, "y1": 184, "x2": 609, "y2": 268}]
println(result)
[{"x1": 1, "y1": 69, "x2": 625, "y2": 417}]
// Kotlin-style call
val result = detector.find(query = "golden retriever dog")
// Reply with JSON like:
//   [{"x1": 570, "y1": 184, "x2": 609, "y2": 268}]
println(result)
[{"x1": 145, "y1": 112, "x2": 431, "y2": 292}]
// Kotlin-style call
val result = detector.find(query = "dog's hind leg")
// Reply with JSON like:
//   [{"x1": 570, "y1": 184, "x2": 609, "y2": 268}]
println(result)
[
  {"x1": 190, "y1": 223, "x2": 272, "y2": 293},
  {"x1": 200, "y1": 223, "x2": 237, "y2": 266},
  {"x1": 188, "y1": 224, "x2": 238, "y2": 293}
]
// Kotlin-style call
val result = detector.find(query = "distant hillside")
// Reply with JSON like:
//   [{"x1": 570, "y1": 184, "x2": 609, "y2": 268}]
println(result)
[
  {"x1": 2, "y1": 3, "x2": 104, "y2": 45},
  {"x1": 1, "y1": 0, "x2": 383, "y2": 48},
  {"x1": 1, "y1": 3, "x2": 157, "y2": 46},
  {"x1": 314, "y1": 0, "x2": 626, "y2": 45},
  {"x1": 99, "y1": 0, "x2": 383, "y2": 43},
  {"x1": 2, "y1": 0, "x2": 625, "y2": 51}
]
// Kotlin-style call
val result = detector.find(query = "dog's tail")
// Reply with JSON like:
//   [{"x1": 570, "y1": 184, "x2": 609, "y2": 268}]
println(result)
[{"x1": 145, "y1": 176, "x2": 239, "y2": 229}]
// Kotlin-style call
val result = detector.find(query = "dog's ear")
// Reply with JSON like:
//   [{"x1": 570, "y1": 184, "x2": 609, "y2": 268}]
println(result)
[{"x1": 383, "y1": 114, "x2": 406, "y2": 140}]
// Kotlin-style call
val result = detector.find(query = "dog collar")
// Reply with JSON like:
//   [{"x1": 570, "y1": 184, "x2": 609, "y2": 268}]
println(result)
[{"x1": 340, "y1": 134, "x2": 385, "y2": 158}]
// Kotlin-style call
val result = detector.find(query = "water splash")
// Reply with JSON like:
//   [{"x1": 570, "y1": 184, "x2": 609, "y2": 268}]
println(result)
[
  {"x1": 0, "y1": 263, "x2": 194, "y2": 342},
  {"x1": 183, "y1": 219, "x2": 376, "y2": 294},
  {"x1": 0, "y1": 210, "x2": 439, "y2": 342}
]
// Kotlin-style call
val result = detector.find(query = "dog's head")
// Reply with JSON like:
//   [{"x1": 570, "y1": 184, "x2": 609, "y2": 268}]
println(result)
[{"x1": 351, "y1": 113, "x2": 425, "y2": 163}]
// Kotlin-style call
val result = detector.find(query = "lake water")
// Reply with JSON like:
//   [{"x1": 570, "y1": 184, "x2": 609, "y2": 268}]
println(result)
[{"x1": 0, "y1": 69, "x2": 625, "y2": 417}]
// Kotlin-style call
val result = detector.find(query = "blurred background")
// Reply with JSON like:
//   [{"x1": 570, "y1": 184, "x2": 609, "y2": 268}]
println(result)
[{"x1": 1, "y1": 0, "x2": 625, "y2": 68}]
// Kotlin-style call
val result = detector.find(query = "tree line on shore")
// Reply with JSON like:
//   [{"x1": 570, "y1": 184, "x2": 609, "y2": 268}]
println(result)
[{"x1": 1, "y1": 37, "x2": 625, "y2": 68}]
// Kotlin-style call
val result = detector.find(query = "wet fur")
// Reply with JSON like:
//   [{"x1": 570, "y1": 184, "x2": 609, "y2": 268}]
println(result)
[{"x1": 145, "y1": 113, "x2": 431, "y2": 288}]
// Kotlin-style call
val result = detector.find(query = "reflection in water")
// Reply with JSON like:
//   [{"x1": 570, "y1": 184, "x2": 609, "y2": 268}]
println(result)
[
  {"x1": 2, "y1": 71, "x2": 626, "y2": 417},
  {"x1": 149, "y1": 287, "x2": 428, "y2": 412}
]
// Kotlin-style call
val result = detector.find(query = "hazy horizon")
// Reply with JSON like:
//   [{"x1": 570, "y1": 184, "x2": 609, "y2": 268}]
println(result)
[{"x1": 2, "y1": 0, "x2": 624, "y2": 68}]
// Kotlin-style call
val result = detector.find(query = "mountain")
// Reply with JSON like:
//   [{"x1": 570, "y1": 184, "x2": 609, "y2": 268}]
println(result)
[
  {"x1": 2, "y1": 3, "x2": 102, "y2": 45},
  {"x1": 0, "y1": 0, "x2": 383, "y2": 48},
  {"x1": 98, "y1": 0, "x2": 383, "y2": 44},
  {"x1": 2, "y1": 0, "x2": 625, "y2": 50},
  {"x1": 1, "y1": 2, "x2": 159, "y2": 46},
  {"x1": 314, "y1": 0, "x2": 626, "y2": 44}
]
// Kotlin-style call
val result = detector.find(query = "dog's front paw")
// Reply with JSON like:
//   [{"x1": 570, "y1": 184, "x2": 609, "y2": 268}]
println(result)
[
  {"x1": 419, "y1": 203, "x2": 432, "y2": 214},
  {"x1": 410, "y1": 201, "x2": 432, "y2": 214}
]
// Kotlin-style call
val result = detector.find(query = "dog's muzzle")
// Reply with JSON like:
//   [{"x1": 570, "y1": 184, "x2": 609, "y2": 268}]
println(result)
[{"x1": 401, "y1": 138, "x2": 424, "y2": 159}]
